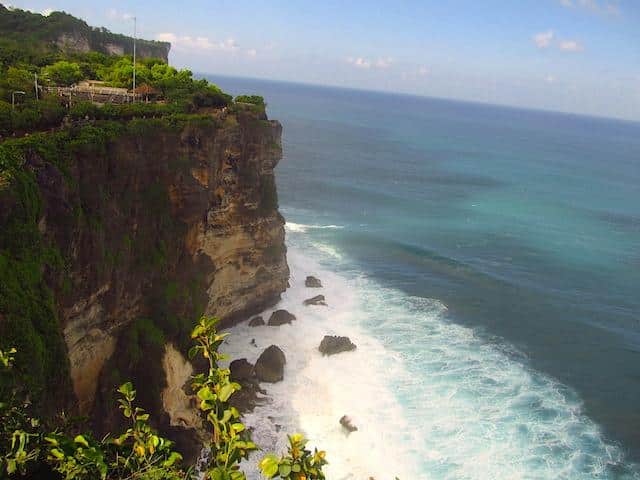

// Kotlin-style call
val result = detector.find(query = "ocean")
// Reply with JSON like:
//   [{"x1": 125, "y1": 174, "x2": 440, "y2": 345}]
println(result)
[{"x1": 206, "y1": 74, "x2": 640, "y2": 479}]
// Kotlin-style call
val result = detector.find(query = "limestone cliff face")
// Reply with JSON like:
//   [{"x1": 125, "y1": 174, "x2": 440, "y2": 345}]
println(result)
[{"x1": 7, "y1": 110, "x2": 288, "y2": 427}]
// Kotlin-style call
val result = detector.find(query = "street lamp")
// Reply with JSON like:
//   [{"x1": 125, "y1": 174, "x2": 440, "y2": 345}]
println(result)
[
  {"x1": 132, "y1": 16, "x2": 137, "y2": 102},
  {"x1": 11, "y1": 91, "x2": 26, "y2": 110}
]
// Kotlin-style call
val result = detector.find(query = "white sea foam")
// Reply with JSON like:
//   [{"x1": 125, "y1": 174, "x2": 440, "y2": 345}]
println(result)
[
  {"x1": 285, "y1": 222, "x2": 344, "y2": 233},
  {"x1": 222, "y1": 237, "x2": 639, "y2": 480}
]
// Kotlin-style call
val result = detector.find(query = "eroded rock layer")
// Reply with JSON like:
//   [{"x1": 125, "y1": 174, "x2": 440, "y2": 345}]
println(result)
[{"x1": 0, "y1": 110, "x2": 289, "y2": 435}]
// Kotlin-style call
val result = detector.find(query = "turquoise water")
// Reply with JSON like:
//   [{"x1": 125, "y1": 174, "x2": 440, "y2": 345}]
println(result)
[{"x1": 209, "y1": 75, "x2": 640, "y2": 478}]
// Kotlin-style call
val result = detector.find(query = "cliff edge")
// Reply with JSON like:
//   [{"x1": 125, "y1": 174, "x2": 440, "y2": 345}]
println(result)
[{"x1": 0, "y1": 109, "x2": 288, "y2": 444}]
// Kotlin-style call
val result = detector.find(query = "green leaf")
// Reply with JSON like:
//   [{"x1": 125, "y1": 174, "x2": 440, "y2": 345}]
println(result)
[
  {"x1": 117, "y1": 382, "x2": 135, "y2": 398},
  {"x1": 218, "y1": 383, "x2": 235, "y2": 402},
  {"x1": 231, "y1": 423, "x2": 245, "y2": 433},
  {"x1": 197, "y1": 386, "x2": 216, "y2": 401},
  {"x1": 163, "y1": 451, "x2": 183, "y2": 468},
  {"x1": 279, "y1": 464, "x2": 292, "y2": 477},
  {"x1": 50, "y1": 448, "x2": 64, "y2": 460},
  {"x1": 259, "y1": 454, "x2": 279, "y2": 478},
  {"x1": 74, "y1": 435, "x2": 90, "y2": 448}
]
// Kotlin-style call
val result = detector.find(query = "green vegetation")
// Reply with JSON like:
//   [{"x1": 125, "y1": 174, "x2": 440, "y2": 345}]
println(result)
[
  {"x1": 258, "y1": 434, "x2": 327, "y2": 479},
  {"x1": 0, "y1": 5, "x2": 169, "y2": 66},
  {"x1": 234, "y1": 95, "x2": 266, "y2": 115},
  {"x1": 0, "y1": 320, "x2": 330, "y2": 479}
]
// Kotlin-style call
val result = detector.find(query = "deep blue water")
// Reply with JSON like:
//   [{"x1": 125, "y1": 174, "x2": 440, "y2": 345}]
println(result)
[{"x1": 208, "y1": 74, "x2": 640, "y2": 477}]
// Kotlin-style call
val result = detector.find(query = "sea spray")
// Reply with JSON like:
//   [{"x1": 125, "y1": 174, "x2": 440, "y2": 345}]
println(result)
[{"x1": 221, "y1": 228, "x2": 639, "y2": 480}]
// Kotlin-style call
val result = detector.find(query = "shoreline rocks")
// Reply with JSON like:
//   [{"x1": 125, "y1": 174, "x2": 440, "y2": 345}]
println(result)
[
  {"x1": 303, "y1": 294, "x2": 327, "y2": 306},
  {"x1": 319, "y1": 336, "x2": 356, "y2": 356},
  {"x1": 229, "y1": 358, "x2": 255, "y2": 383},
  {"x1": 248, "y1": 316, "x2": 265, "y2": 327},
  {"x1": 305, "y1": 276, "x2": 322, "y2": 288},
  {"x1": 267, "y1": 309, "x2": 296, "y2": 326},
  {"x1": 255, "y1": 345, "x2": 286, "y2": 383},
  {"x1": 340, "y1": 415, "x2": 358, "y2": 433}
]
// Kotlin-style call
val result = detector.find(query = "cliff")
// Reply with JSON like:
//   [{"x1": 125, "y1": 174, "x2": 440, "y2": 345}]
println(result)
[
  {"x1": 0, "y1": 5, "x2": 170, "y2": 61},
  {"x1": 0, "y1": 109, "x2": 288, "y2": 449}
]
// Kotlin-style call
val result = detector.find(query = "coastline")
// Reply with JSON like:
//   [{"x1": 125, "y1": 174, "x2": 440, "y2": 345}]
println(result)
[{"x1": 221, "y1": 223, "x2": 640, "y2": 480}]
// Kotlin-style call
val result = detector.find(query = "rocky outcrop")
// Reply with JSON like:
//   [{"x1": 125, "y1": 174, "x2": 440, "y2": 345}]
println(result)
[
  {"x1": 340, "y1": 415, "x2": 358, "y2": 433},
  {"x1": 255, "y1": 345, "x2": 286, "y2": 383},
  {"x1": 230, "y1": 358, "x2": 255, "y2": 383},
  {"x1": 305, "y1": 276, "x2": 322, "y2": 288},
  {"x1": 268, "y1": 309, "x2": 296, "y2": 326},
  {"x1": 161, "y1": 344, "x2": 202, "y2": 430},
  {"x1": 248, "y1": 316, "x2": 265, "y2": 327},
  {"x1": 319, "y1": 336, "x2": 357, "y2": 356},
  {"x1": 304, "y1": 295, "x2": 327, "y2": 306}
]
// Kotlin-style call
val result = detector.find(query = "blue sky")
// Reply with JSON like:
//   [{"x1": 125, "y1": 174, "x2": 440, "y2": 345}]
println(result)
[{"x1": 7, "y1": 0, "x2": 640, "y2": 121}]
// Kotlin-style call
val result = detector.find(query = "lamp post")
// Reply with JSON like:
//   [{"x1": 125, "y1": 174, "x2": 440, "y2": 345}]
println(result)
[
  {"x1": 11, "y1": 91, "x2": 26, "y2": 110},
  {"x1": 132, "y1": 16, "x2": 137, "y2": 103},
  {"x1": 34, "y1": 73, "x2": 39, "y2": 101}
]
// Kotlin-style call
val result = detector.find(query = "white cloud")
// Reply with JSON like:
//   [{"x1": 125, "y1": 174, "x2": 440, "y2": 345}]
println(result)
[
  {"x1": 375, "y1": 57, "x2": 393, "y2": 68},
  {"x1": 559, "y1": 40, "x2": 583, "y2": 52},
  {"x1": 347, "y1": 56, "x2": 394, "y2": 70},
  {"x1": 106, "y1": 8, "x2": 134, "y2": 21},
  {"x1": 559, "y1": 0, "x2": 621, "y2": 16},
  {"x1": 545, "y1": 75, "x2": 556, "y2": 83},
  {"x1": 532, "y1": 31, "x2": 584, "y2": 52},
  {"x1": 246, "y1": 48, "x2": 257, "y2": 57},
  {"x1": 156, "y1": 33, "x2": 240, "y2": 52},
  {"x1": 347, "y1": 57, "x2": 371, "y2": 69},
  {"x1": 533, "y1": 30, "x2": 554, "y2": 48},
  {"x1": 418, "y1": 66, "x2": 429, "y2": 76}
]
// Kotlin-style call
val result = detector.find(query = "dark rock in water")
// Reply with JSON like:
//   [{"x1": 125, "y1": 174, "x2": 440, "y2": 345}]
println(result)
[
  {"x1": 230, "y1": 358, "x2": 254, "y2": 382},
  {"x1": 340, "y1": 415, "x2": 358, "y2": 433},
  {"x1": 248, "y1": 316, "x2": 265, "y2": 327},
  {"x1": 250, "y1": 338, "x2": 257, "y2": 347},
  {"x1": 303, "y1": 294, "x2": 327, "y2": 306},
  {"x1": 305, "y1": 276, "x2": 323, "y2": 288},
  {"x1": 319, "y1": 336, "x2": 357, "y2": 356},
  {"x1": 255, "y1": 345, "x2": 286, "y2": 383},
  {"x1": 268, "y1": 309, "x2": 296, "y2": 326}
]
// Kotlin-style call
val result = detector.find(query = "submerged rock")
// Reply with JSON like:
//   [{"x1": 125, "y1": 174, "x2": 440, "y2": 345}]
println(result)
[
  {"x1": 267, "y1": 309, "x2": 296, "y2": 326},
  {"x1": 340, "y1": 415, "x2": 358, "y2": 433},
  {"x1": 248, "y1": 316, "x2": 265, "y2": 327},
  {"x1": 305, "y1": 276, "x2": 323, "y2": 288},
  {"x1": 303, "y1": 294, "x2": 327, "y2": 306},
  {"x1": 319, "y1": 336, "x2": 357, "y2": 356},
  {"x1": 255, "y1": 345, "x2": 286, "y2": 383}
]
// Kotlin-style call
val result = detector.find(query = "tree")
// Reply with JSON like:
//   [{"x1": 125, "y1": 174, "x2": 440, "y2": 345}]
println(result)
[{"x1": 42, "y1": 61, "x2": 83, "y2": 86}]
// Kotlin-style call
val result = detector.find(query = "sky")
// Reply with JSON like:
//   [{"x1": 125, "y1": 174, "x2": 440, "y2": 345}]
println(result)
[{"x1": 7, "y1": 0, "x2": 640, "y2": 121}]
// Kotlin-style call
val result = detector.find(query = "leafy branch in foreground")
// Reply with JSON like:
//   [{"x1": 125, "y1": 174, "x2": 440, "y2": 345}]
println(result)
[
  {"x1": 1, "y1": 319, "x2": 332, "y2": 480},
  {"x1": 189, "y1": 316, "x2": 257, "y2": 480},
  {"x1": 45, "y1": 381, "x2": 186, "y2": 480},
  {"x1": 258, "y1": 433, "x2": 327, "y2": 480},
  {"x1": 0, "y1": 347, "x2": 44, "y2": 477}
]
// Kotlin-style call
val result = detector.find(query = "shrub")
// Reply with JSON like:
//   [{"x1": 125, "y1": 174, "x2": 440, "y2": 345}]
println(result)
[
  {"x1": 41, "y1": 61, "x2": 83, "y2": 86},
  {"x1": 189, "y1": 317, "x2": 257, "y2": 479},
  {"x1": 45, "y1": 382, "x2": 186, "y2": 480},
  {"x1": 234, "y1": 95, "x2": 265, "y2": 107},
  {"x1": 259, "y1": 434, "x2": 327, "y2": 480}
]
